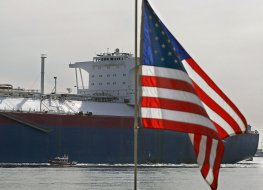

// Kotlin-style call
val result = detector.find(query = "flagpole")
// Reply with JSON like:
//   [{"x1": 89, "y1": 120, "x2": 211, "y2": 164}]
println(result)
[{"x1": 134, "y1": 0, "x2": 138, "y2": 189}]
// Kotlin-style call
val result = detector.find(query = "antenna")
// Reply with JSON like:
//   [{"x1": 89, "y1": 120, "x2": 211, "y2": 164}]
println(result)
[{"x1": 54, "y1": 76, "x2": 57, "y2": 94}]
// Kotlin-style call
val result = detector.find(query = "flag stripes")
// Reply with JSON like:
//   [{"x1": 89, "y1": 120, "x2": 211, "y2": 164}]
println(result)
[
  {"x1": 196, "y1": 135, "x2": 207, "y2": 165},
  {"x1": 182, "y1": 58, "x2": 247, "y2": 136},
  {"x1": 142, "y1": 119, "x2": 222, "y2": 140},
  {"x1": 190, "y1": 134, "x2": 224, "y2": 189},
  {"x1": 141, "y1": 76, "x2": 196, "y2": 94},
  {"x1": 141, "y1": 97, "x2": 208, "y2": 117},
  {"x1": 211, "y1": 120, "x2": 229, "y2": 140},
  {"x1": 141, "y1": 65, "x2": 192, "y2": 85},
  {"x1": 139, "y1": 1, "x2": 243, "y2": 189},
  {"x1": 201, "y1": 137, "x2": 212, "y2": 178},
  {"x1": 142, "y1": 86, "x2": 203, "y2": 107},
  {"x1": 210, "y1": 140, "x2": 224, "y2": 189},
  {"x1": 202, "y1": 103, "x2": 237, "y2": 135},
  {"x1": 185, "y1": 57, "x2": 247, "y2": 127},
  {"x1": 193, "y1": 81, "x2": 242, "y2": 134},
  {"x1": 141, "y1": 107, "x2": 215, "y2": 129}
]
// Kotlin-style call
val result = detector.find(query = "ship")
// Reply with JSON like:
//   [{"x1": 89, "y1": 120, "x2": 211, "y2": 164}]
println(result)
[{"x1": 0, "y1": 49, "x2": 259, "y2": 164}]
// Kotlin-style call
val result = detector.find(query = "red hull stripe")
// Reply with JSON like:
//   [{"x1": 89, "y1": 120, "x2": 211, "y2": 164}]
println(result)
[
  {"x1": 0, "y1": 112, "x2": 134, "y2": 129},
  {"x1": 141, "y1": 75, "x2": 196, "y2": 94},
  {"x1": 192, "y1": 81, "x2": 242, "y2": 134},
  {"x1": 141, "y1": 97, "x2": 208, "y2": 117},
  {"x1": 142, "y1": 118, "x2": 221, "y2": 140},
  {"x1": 185, "y1": 57, "x2": 247, "y2": 127}
]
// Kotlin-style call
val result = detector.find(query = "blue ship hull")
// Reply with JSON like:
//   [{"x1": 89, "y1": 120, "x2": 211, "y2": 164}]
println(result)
[{"x1": 0, "y1": 112, "x2": 259, "y2": 164}]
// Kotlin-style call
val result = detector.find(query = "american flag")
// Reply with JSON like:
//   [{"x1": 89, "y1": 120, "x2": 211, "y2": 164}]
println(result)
[{"x1": 140, "y1": 1, "x2": 247, "y2": 189}]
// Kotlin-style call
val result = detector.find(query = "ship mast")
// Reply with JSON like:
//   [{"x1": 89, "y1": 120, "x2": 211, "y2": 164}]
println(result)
[{"x1": 40, "y1": 54, "x2": 47, "y2": 112}]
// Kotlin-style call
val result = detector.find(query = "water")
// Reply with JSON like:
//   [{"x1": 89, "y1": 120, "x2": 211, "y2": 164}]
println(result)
[{"x1": 0, "y1": 158, "x2": 263, "y2": 190}]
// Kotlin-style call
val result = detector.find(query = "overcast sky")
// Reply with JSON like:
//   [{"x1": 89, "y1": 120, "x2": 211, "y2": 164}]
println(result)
[{"x1": 0, "y1": 0, "x2": 262, "y2": 139}]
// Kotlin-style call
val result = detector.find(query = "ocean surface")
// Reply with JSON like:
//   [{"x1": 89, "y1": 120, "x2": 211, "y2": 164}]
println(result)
[{"x1": 0, "y1": 157, "x2": 263, "y2": 190}]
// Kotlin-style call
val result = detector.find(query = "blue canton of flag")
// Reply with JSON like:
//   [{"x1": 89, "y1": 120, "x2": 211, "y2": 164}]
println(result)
[{"x1": 142, "y1": 5, "x2": 186, "y2": 71}]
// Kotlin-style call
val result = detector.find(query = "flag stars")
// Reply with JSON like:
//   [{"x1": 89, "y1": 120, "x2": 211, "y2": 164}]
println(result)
[
  {"x1": 167, "y1": 39, "x2": 171, "y2": 44},
  {"x1": 161, "y1": 44, "x2": 166, "y2": 48},
  {"x1": 155, "y1": 23, "x2": 159, "y2": 27},
  {"x1": 174, "y1": 59, "x2": 178, "y2": 63},
  {"x1": 149, "y1": 15, "x2": 153, "y2": 20},
  {"x1": 161, "y1": 57, "x2": 165, "y2": 62},
  {"x1": 168, "y1": 52, "x2": 172, "y2": 56},
  {"x1": 154, "y1": 50, "x2": 158, "y2": 54},
  {"x1": 155, "y1": 36, "x2": 159, "y2": 40},
  {"x1": 161, "y1": 31, "x2": 165, "y2": 36}
]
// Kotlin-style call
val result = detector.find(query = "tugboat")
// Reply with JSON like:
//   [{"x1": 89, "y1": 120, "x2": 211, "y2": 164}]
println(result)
[{"x1": 48, "y1": 155, "x2": 77, "y2": 166}]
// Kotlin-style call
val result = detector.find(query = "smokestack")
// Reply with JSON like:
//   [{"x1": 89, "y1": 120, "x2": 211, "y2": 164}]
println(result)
[{"x1": 41, "y1": 54, "x2": 47, "y2": 94}]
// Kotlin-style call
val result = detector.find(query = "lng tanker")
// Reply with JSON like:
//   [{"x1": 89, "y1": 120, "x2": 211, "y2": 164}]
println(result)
[{"x1": 0, "y1": 50, "x2": 259, "y2": 164}]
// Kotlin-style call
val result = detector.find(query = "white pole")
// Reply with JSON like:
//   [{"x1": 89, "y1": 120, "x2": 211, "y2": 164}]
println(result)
[
  {"x1": 74, "y1": 68, "x2": 79, "y2": 93},
  {"x1": 79, "y1": 68, "x2": 85, "y2": 89}
]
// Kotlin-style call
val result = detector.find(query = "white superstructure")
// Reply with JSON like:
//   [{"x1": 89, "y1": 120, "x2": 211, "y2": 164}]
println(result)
[{"x1": 69, "y1": 48, "x2": 137, "y2": 103}]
